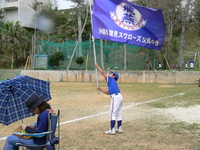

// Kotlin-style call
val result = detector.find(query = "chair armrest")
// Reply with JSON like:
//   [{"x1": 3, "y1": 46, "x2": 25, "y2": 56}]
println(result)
[{"x1": 14, "y1": 131, "x2": 51, "y2": 138}]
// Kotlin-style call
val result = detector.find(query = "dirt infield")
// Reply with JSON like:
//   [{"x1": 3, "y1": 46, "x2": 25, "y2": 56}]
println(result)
[{"x1": 0, "y1": 82, "x2": 200, "y2": 150}]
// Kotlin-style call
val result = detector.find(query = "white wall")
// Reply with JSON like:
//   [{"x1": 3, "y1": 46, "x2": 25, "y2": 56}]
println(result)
[
  {"x1": 2, "y1": 0, "x2": 51, "y2": 29},
  {"x1": 4, "y1": 9, "x2": 18, "y2": 22},
  {"x1": 19, "y1": 0, "x2": 35, "y2": 28},
  {"x1": 20, "y1": 70, "x2": 200, "y2": 84}
]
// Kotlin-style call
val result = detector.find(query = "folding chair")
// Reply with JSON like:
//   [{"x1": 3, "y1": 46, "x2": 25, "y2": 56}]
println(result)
[{"x1": 15, "y1": 110, "x2": 60, "y2": 150}]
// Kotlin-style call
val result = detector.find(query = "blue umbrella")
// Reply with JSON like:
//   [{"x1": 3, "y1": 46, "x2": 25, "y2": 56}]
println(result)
[{"x1": 0, "y1": 75, "x2": 51, "y2": 125}]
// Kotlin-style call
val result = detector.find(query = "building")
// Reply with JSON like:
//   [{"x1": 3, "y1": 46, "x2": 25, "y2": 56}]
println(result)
[{"x1": 0, "y1": 0, "x2": 50, "y2": 29}]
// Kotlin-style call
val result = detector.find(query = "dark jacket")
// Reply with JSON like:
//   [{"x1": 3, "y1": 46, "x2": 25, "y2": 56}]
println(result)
[{"x1": 25, "y1": 111, "x2": 49, "y2": 145}]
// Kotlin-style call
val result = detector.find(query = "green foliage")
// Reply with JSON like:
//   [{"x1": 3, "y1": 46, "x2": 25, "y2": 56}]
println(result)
[
  {"x1": 75, "y1": 57, "x2": 84, "y2": 65},
  {"x1": 0, "y1": 9, "x2": 4, "y2": 26},
  {"x1": 0, "y1": 21, "x2": 31, "y2": 69},
  {"x1": 14, "y1": 58, "x2": 26, "y2": 68},
  {"x1": 0, "y1": 21, "x2": 31, "y2": 55},
  {"x1": 0, "y1": 0, "x2": 200, "y2": 70},
  {"x1": 48, "y1": 52, "x2": 64, "y2": 67},
  {"x1": 172, "y1": 38, "x2": 178, "y2": 53},
  {"x1": 34, "y1": 68, "x2": 47, "y2": 70},
  {"x1": 0, "y1": 57, "x2": 10, "y2": 68}
]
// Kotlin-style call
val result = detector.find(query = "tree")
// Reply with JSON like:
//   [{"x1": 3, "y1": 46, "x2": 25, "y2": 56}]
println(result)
[
  {"x1": 136, "y1": 0, "x2": 181, "y2": 65},
  {"x1": 162, "y1": 0, "x2": 182, "y2": 64},
  {"x1": 30, "y1": 0, "x2": 44, "y2": 69},
  {"x1": 76, "y1": 56, "x2": 84, "y2": 69},
  {"x1": 178, "y1": 0, "x2": 199, "y2": 69},
  {"x1": 65, "y1": 0, "x2": 87, "y2": 56},
  {"x1": 0, "y1": 9, "x2": 4, "y2": 27},
  {"x1": 196, "y1": 1, "x2": 200, "y2": 34},
  {"x1": 0, "y1": 21, "x2": 31, "y2": 69},
  {"x1": 196, "y1": 1, "x2": 200, "y2": 26},
  {"x1": 0, "y1": 9, "x2": 4, "y2": 56},
  {"x1": 48, "y1": 52, "x2": 64, "y2": 69},
  {"x1": 75, "y1": 56, "x2": 84, "y2": 65},
  {"x1": 56, "y1": 17, "x2": 78, "y2": 41},
  {"x1": 136, "y1": 0, "x2": 200, "y2": 69}
]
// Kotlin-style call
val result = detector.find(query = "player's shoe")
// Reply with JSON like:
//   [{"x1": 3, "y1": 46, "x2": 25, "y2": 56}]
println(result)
[
  {"x1": 105, "y1": 128, "x2": 116, "y2": 135},
  {"x1": 116, "y1": 127, "x2": 122, "y2": 133}
]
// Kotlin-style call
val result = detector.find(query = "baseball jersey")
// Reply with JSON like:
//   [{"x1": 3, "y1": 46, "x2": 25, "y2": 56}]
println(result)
[{"x1": 107, "y1": 76, "x2": 120, "y2": 95}]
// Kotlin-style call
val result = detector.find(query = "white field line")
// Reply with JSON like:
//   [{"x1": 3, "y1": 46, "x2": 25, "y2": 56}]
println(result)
[{"x1": 0, "y1": 93, "x2": 184, "y2": 141}]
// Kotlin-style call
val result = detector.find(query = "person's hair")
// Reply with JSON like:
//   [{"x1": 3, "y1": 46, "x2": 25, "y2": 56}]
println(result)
[{"x1": 38, "y1": 101, "x2": 51, "y2": 113}]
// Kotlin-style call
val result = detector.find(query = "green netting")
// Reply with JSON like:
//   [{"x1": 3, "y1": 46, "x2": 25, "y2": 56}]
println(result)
[{"x1": 35, "y1": 39, "x2": 156, "y2": 70}]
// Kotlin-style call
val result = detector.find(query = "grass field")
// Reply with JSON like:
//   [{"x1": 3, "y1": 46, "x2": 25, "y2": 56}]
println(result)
[{"x1": 0, "y1": 82, "x2": 200, "y2": 150}]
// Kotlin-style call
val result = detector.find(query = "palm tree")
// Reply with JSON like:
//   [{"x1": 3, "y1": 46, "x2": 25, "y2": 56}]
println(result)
[
  {"x1": 0, "y1": 21, "x2": 30, "y2": 69},
  {"x1": 56, "y1": 15, "x2": 78, "y2": 40}
]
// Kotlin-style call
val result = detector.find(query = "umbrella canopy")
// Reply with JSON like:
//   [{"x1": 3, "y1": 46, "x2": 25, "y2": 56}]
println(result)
[{"x1": 0, "y1": 75, "x2": 51, "y2": 125}]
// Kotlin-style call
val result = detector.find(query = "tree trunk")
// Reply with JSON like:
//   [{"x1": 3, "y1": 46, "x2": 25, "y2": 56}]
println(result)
[
  {"x1": 78, "y1": 4, "x2": 82, "y2": 57},
  {"x1": 179, "y1": 0, "x2": 193, "y2": 69},
  {"x1": 166, "y1": 20, "x2": 173, "y2": 62},
  {"x1": 179, "y1": 22, "x2": 185, "y2": 69},
  {"x1": 11, "y1": 52, "x2": 14, "y2": 69}
]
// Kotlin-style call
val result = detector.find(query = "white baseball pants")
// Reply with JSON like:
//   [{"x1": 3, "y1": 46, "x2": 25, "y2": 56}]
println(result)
[{"x1": 110, "y1": 93, "x2": 123, "y2": 120}]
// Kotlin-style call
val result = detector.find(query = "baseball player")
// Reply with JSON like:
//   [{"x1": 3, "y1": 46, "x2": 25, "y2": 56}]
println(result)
[
  {"x1": 158, "y1": 60, "x2": 162, "y2": 70},
  {"x1": 94, "y1": 63, "x2": 123, "y2": 135},
  {"x1": 190, "y1": 58, "x2": 194, "y2": 69}
]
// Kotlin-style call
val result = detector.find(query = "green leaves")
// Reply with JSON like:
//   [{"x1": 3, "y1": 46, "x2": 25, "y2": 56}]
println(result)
[{"x1": 48, "y1": 52, "x2": 64, "y2": 68}]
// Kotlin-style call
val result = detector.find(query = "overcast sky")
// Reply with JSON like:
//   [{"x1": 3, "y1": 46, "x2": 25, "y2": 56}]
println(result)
[
  {"x1": 56, "y1": 0, "x2": 94, "y2": 9},
  {"x1": 57, "y1": 0, "x2": 75, "y2": 10}
]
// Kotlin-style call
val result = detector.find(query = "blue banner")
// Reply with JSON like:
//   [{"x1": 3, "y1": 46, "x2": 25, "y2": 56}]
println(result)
[{"x1": 92, "y1": 0, "x2": 166, "y2": 50}]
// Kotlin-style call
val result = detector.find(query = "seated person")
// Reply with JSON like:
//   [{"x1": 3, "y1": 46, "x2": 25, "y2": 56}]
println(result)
[{"x1": 3, "y1": 94, "x2": 53, "y2": 150}]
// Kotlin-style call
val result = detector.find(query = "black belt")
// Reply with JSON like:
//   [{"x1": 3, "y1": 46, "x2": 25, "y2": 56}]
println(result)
[{"x1": 111, "y1": 93, "x2": 119, "y2": 97}]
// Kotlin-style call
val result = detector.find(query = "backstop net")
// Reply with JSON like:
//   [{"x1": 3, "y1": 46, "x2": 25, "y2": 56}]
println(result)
[{"x1": 35, "y1": 39, "x2": 157, "y2": 70}]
